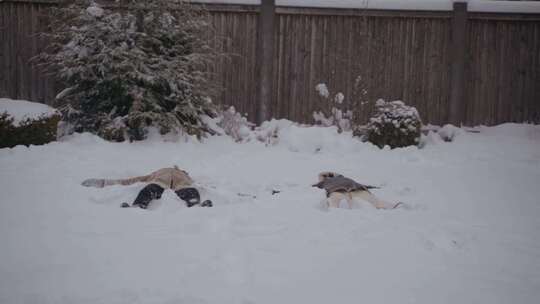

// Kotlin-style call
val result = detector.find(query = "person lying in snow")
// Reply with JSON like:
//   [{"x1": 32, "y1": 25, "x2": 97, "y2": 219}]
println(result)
[
  {"x1": 312, "y1": 172, "x2": 402, "y2": 209},
  {"x1": 81, "y1": 166, "x2": 212, "y2": 209}
]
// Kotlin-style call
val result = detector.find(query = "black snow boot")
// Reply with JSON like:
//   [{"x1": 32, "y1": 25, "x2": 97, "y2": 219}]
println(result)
[
  {"x1": 175, "y1": 187, "x2": 201, "y2": 207},
  {"x1": 201, "y1": 200, "x2": 213, "y2": 207},
  {"x1": 133, "y1": 183, "x2": 165, "y2": 209}
]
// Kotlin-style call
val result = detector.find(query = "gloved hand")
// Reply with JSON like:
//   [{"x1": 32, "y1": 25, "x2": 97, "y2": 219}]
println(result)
[{"x1": 81, "y1": 178, "x2": 105, "y2": 188}]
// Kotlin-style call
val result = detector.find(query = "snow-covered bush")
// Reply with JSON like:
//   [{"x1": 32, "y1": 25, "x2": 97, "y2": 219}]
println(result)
[
  {"x1": 252, "y1": 119, "x2": 293, "y2": 145},
  {"x1": 35, "y1": 0, "x2": 219, "y2": 141},
  {"x1": 216, "y1": 107, "x2": 254, "y2": 142},
  {"x1": 204, "y1": 113, "x2": 298, "y2": 145},
  {"x1": 313, "y1": 83, "x2": 353, "y2": 133},
  {"x1": 248, "y1": 119, "x2": 358, "y2": 153},
  {"x1": 0, "y1": 98, "x2": 61, "y2": 148},
  {"x1": 0, "y1": 112, "x2": 61, "y2": 148},
  {"x1": 201, "y1": 106, "x2": 254, "y2": 142},
  {"x1": 313, "y1": 108, "x2": 353, "y2": 133},
  {"x1": 366, "y1": 99, "x2": 422, "y2": 149}
]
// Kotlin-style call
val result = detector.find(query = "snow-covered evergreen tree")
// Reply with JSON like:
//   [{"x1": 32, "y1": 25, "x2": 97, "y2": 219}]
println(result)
[{"x1": 36, "y1": 0, "x2": 218, "y2": 141}]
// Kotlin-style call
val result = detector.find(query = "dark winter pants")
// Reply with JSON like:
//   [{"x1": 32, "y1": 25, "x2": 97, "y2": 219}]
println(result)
[{"x1": 132, "y1": 184, "x2": 200, "y2": 209}]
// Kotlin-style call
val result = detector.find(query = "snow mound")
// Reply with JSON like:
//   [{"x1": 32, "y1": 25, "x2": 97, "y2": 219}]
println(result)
[
  {"x1": 0, "y1": 98, "x2": 58, "y2": 126},
  {"x1": 205, "y1": 116, "x2": 358, "y2": 153},
  {"x1": 257, "y1": 119, "x2": 359, "y2": 153},
  {"x1": 480, "y1": 123, "x2": 540, "y2": 139},
  {"x1": 438, "y1": 124, "x2": 464, "y2": 142},
  {"x1": 210, "y1": 106, "x2": 254, "y2": 142}
]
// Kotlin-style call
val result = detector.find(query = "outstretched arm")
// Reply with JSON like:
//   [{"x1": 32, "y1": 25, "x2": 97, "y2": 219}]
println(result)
[{"x1": 81, "y1": 175, "x2": 151, "y2": 188}]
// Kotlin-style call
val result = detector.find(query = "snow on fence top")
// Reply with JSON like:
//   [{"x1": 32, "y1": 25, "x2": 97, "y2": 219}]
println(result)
[
  {"x1": 468, "y1": 1, "x2": 540, "y2": 13},
  {"x1": 191, "y1": 0, "x2": 540, "y2": 13}
]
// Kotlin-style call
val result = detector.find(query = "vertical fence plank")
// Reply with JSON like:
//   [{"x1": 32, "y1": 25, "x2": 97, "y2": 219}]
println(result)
[
  {"x1": 449, "y1": 2, "x2": 468, "y2": 125},
  {"x1": 0, "y1": 1, "x2": 5, "y2": 97},
  {"x1": 256, "y1": 0, "x2": 275, "y2": 123}
]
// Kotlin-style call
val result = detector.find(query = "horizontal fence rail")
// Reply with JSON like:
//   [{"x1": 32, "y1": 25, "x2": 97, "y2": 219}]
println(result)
[{"x1": 0, "y1": 0, "x2": 539, "y2": 126}]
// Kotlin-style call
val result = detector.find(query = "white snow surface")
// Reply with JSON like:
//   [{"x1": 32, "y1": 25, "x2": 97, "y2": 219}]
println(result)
[
  {"x1": 468, "y1": 0, "x2": 540, "y2": 13},
  {"x1": 0, "y1": 98, "x2": 58, "y2": 126},
  {"x1": 1, "y1": 122, "x2": 540, "y2": 303},
  {"x1": 191, "y1": 0, "x2": 540, "y2": 13}
]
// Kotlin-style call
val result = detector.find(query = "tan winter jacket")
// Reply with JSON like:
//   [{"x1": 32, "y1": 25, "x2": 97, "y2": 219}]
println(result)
[{"x1": 82, "y1": 166, "x2": 193, "y2": 191}]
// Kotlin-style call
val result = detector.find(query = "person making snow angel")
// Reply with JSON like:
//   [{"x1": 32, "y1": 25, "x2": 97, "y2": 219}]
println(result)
[
  {"x1": 81, "y1": 166, "x2": 212, "y2": 209},
  {"x1": 313, "y1": 172, "x2": 402, "y2": 209}
]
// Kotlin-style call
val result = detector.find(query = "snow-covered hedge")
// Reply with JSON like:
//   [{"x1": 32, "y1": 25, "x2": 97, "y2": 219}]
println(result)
[
  {"x1": 365, "y1": 99, "x2": 422, "y2": 149},
  {"x1": 0, "y1": 99, "x2": 61, "y2": 148}
]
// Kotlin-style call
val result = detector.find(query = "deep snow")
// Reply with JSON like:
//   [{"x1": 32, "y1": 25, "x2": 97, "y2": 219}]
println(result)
[{"x1": 1, "y1": 121, "x2": 540, "y2": 304}]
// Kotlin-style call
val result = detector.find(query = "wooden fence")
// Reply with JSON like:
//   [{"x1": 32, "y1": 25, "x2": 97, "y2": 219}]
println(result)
[{"x1": 1, "y1": 0, "x2": 539, "y2": 126}]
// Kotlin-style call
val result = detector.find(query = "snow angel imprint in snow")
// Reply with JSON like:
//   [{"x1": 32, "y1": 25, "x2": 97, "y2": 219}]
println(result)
[
  {"x1": 81, "y1": 166, "x2": 212, "y2": 209},
  {"x1": 312, "y1": 172, "x2": 402, "y2": 210}
]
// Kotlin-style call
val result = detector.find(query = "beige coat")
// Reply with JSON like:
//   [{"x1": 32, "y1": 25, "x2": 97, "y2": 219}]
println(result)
[{"x1": 82, "y1": 166, "x2": 193, "y2": 191}]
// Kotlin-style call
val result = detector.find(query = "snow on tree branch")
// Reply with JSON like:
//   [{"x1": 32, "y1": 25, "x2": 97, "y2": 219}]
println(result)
[{"x1": 34, "y1": 0, "x2": 221, "y2": 141}]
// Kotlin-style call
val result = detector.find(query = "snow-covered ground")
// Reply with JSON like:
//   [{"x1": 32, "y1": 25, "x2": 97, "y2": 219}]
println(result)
[{"x1": 1, "y1": 121, "x2": 540, "y2": 304}]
